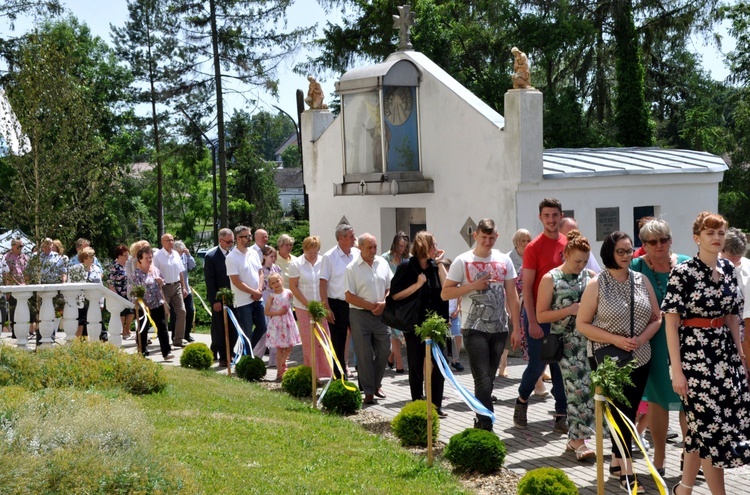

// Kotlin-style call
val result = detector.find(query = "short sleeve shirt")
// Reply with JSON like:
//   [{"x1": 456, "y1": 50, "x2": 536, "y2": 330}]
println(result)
[
  {"x1": 320, "y1": 245, "x2": 360, "y2": 300},
  {"x1": 523, "y1": 233, "x2": 567, "y2": 301},
  {"x1": 225, "y1": 248, "x2": 262, "y2": 308},
  {"x1": 446, "y1": 249, "x2": 516, "y2": 333},
  {"x1": 345, "y1": 254, "x2": 392, "y2": 309},
  {"x1": 288, "y1": 255, "x2": 323, "y2": 310},
  {"x1": 152, "y1": 248, "x2": 185, "y2": 284}
]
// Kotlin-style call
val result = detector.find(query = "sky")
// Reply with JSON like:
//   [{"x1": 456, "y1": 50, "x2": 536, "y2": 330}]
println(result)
[{"x1": 1, "y1": 0, "x2": 737, "y2": 138}]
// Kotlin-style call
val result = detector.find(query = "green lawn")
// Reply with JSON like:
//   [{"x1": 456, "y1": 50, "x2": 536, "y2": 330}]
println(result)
[{"x1": 137, "y1": 367, "x2": 469, "y2": 494}]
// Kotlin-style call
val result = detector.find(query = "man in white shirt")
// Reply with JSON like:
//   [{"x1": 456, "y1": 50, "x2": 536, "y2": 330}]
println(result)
[
  {"x1": 441, "y1": 218, "x2": 521, "y2": 431},
  {"x1": 153, "y1": 233, "x2": 188, "y2": 347},
  {"x1": 251, "y1": 228, "x2": 268, "y2": 260},
  {"x1": 226, "y1": 225, "x2": 266, "y2": 351},
  {"x1": 559, "y1": 217, "x2": 601, "y2": 273},
  {"x1": 320, "y1": 223, "x2": 360, "y2": 379},
  {"x1": 345, "y1": 233, "x2": 392, "y2": 404}
]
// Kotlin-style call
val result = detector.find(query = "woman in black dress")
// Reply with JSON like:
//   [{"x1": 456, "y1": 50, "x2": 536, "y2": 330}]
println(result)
[
  {"x1": 390, "y1": 231, "x2": 450, "y2": 416},
  {"x1": 663, "y1": 212, "x2": 750, "y2": 495}
]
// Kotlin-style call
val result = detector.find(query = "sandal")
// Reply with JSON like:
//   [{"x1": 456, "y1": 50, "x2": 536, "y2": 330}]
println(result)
[
  {"x1": 620, "y1": 475, "x2": 645, "y2": 494},
  {"x1": 609, "y1": 460, "x2": 622, "y2": 476},
  {"x1": 566, "y1": 441, "x2": 595, "y2": 461},
  {"x1": 671, "y1": 482, "x2": 693, "y2": 495}
]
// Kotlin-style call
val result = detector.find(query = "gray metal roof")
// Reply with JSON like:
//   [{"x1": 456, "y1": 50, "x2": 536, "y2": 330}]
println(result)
[{"x1": 543, "y1": 147, "x2": 728, "y2": 178}]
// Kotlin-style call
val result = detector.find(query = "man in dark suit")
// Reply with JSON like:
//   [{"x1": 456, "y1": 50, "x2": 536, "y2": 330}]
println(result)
[{"x1": 204, "y1": 228, "x2": 237, "y2": 366}]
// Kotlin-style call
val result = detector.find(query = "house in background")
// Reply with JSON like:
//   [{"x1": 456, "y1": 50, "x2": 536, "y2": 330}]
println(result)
[{"x1": 273, "y1": 167, "x2": 304, "y2": 213}]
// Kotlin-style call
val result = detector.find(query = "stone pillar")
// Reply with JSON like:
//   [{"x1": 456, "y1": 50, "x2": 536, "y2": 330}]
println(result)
[
  {"x1": 504, "y1": 89, "x2": 544, "y2": 184},
  {"x1": 11, "y1": 291, "x2": 32, "y2": 349},
  {"x1": 61, "y1": 289, "x2": 80, "y2": 343},
  {"x1": 36, "y1": 290, "x2": 58, "y2": 348}
]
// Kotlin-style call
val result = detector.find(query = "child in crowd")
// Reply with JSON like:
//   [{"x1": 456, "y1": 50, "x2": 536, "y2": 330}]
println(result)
[
  {"x1": 264, "y1": 273, "x2": 300, "y2": 381},
  {"x1": 255, "y1": 245, "x2": 281, "y2": 365}
]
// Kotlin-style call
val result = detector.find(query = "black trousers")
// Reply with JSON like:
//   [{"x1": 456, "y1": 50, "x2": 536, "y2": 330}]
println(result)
[
  {"x1": 590, "y1": 356, "x2": 651, "y2": 459},
  {"x1": 328, "y1": 298, "x2": 350, "y2": 379},
  {"x1": 404, "y1": 330, "x2": 445, "y2": 407},
  {"x1": 210, "y1": 305, "x2": 237, "y2": 362},
  {"x1": 139, "y1": 304, "x2": 171, "y2": 358}
]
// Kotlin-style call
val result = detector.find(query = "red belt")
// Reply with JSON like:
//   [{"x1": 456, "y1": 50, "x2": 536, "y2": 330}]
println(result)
[{"x1": 683, "y1": 316, "x2": 726, "y2": 329}]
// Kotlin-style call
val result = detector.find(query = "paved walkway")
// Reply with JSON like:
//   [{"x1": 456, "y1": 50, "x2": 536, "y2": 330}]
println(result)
[{"x1": 4, "y1": 330, "x2": 748, "y2": 493}]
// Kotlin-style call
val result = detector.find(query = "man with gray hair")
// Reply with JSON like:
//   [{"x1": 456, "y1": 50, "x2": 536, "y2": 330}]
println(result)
[
  {"x1": 320, "y1": 223, "x2": 360, "y2": 379},
  {"x1": 723, "y1": 227, "x2": 750, "y2": 366},
  {"x1": 345, "y1": 233, "x2": 392, "y2": 404}
]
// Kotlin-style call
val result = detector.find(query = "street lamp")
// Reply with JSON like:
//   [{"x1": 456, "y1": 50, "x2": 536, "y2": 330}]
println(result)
[{"x1": 179, "y1": 107, "x2": 219, "y2": 245}]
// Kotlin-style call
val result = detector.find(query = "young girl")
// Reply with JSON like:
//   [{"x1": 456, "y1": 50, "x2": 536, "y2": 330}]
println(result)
[
  {"x1": 255, "y1": 245, "x2": 282, "y2": 365},
  {"x1": 264, "y1": 273, "x2": 301, "y2": 380}
]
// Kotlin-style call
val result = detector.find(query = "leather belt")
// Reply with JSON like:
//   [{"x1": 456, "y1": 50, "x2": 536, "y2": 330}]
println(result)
[
  {"x1": 683, "y1": 316, "x2": 726, "y2": 329},
  {"x1": 164, "y1": 282, "x2": 179, "y2": 286}
]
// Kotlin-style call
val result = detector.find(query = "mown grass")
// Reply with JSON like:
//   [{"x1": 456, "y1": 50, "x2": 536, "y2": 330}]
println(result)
[
  {"x1": 139, "y1": 367, "x2": 469, "y2": 494},
  {"x1": 0, "y1": 342, "x2": 469, "y2": 495}
]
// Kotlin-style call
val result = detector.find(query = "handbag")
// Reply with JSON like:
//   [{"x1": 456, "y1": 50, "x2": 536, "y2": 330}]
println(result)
[
  {"x1": 381, "y1": 292, "x2": 421, "y2": 331},
  {"x1": 594, "y1": 271, "x2": 635, "y2": 367},
  {"x1": 540, "y1": 333, "x2": 564, "y2": 363}
]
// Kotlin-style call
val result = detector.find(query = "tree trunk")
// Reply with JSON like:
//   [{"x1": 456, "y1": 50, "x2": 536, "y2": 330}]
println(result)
[{"x1": 209, "y1": 0, "x2": 228, "y2": 228}]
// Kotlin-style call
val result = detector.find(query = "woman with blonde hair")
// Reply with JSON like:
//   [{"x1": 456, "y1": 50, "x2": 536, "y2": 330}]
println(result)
[{"x1": 288, "y1": 236, "x2": 332, "y2": 379}]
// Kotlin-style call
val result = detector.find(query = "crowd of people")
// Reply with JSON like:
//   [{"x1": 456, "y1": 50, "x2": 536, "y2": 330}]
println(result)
[{"x1": 3, "y1": 198, "x2": 750, "y2": 493}]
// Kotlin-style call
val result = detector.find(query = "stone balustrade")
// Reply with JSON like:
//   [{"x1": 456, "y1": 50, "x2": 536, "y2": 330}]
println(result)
[{"x1": 0, "y1": 283, "x2": 134, "y2": 349}]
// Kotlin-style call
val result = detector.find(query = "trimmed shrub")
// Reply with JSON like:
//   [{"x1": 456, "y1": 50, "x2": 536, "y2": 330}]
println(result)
[
  {"x1": 235, "y1": 355, "x2": 266, "y2": 381},
  {"x1": 444, "y1": 428, "x2": 507, "y2": 473},
  {"x1": 180, "y1": 342, "x2": 214, "y2": 370},
  {"x1": 391, "y1": 400, "x2": 440, "y2": 446},
  {"x1": 282, "y1": 365, "x2": 313, "y2": 398},
  {"x1": 517, "y1": 467, "x2": 579, "y2": 495},
  {"x1": 321, "y1": 379, "x2": 362, "y2": 415},
  {"x1": 0, "y1": 341, "x2": 166, "y2": 395}
]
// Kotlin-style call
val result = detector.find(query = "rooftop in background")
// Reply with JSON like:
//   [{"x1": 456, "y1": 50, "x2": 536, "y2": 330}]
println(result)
[
  {"x1": 273, "y1": 167, "x2": 303, "y2": 188},
  {"x1": 544, "y1": 147, "x2": 727, "y2": 179},
  {"x1": 543, "y1": 147, "x2": 728, "y2": 178}
]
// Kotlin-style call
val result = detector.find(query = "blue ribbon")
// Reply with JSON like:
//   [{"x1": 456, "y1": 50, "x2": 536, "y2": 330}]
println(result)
[
  {"x1": 428, "y1": 338, "x2": 495, "y2": 422},
  {"x1": 225, "y1": 307, "x2": 254, "y2": 365}
]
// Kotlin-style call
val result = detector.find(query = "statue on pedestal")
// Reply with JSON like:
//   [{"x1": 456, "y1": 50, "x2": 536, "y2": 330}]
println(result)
[
  {"x1": 511, "y1": 47, "x2": 533, "y2": 90},
  {"x1": 305, "y1": 76, "x2": 328, "y2": 110}
]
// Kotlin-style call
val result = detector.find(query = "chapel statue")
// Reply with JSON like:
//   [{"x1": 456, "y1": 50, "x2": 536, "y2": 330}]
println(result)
[
  {"x1": 511, "y1": 47, "x2": 533, "y2": 90},
  {"x1": 304, "y1": 76, "x2": 328, "y2": 110}
]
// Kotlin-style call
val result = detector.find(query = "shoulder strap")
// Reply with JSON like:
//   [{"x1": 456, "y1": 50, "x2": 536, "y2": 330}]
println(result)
[{"x1": 629, "y1": 270, "x2": 635, "y2": 338}]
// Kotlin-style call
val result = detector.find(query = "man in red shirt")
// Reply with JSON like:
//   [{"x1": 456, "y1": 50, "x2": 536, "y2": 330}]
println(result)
[{"x1": 514, "y1": 198, "x2": 568, "y2": 433}]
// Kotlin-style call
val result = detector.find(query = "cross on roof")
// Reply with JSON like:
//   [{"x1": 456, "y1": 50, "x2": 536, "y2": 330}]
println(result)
[{"x1": 393, "y1": 5, "x2": 416, "y2": 51}]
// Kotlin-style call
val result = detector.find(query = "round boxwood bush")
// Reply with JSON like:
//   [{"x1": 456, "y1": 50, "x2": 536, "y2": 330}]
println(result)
[
  {"x1": 179, "y1": 343, "x2": 214, "y2": 370},
  {"x1": 235, "y1": 355, "x2": 266, "y2": 381},
  {"x1": 281, "y1": 365, "x2": 313, "y2": 398},
  {"x1": 391, "y1": 400, "x2": 440, "y2": 446},
  {"x1": 444, "y1": 427, "x2": 506, "y2": 473},
  {"x1": 517, "y1": 467, "x2": 579, "y2": 495},
  {"x1": 321, "y1": 379, "x2": 362, "y2": 415}
]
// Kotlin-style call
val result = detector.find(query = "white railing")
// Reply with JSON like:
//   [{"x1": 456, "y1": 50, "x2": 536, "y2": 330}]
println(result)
[{"x1": 0, "y1": 283, "x2": 134, "y2": 349}]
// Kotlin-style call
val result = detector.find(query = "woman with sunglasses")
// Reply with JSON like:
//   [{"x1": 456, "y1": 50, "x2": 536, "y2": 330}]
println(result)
[
  {"x1": 630, "y1": 219, "x2": 691, "y2": 477},
  {"x1": 577, "y1": 231, "x2": 662, "y2": 493}
]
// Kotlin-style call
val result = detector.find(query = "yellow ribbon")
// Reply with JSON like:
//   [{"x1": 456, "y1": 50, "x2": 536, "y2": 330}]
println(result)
[
  {"x1": 600, "y1": 395, "x2": 667, "y2": 495},
  {"x1": 191, "y1": 290, "x2": 212, "y2": 315},
  {"x1": 313, "y1": 322, "x2": 357, "y2": 391},
  {"x1": 136, "y1": 300, "x2": 159, "y2": 335}
]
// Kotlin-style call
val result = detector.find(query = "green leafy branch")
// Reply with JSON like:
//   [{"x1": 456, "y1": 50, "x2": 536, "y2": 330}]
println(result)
[
  {"x1": 307, "y1": 300, "x2": 328, "y2": 323},
  {"x1": 414, "y1": 311, "x2": 449, "y2": 347},
  {"x1": 131, "y1": 285, "x2": 146, "y2": 299},
  {"x1": 590, "y1": 356, "x2": 636, "y2": 407},
  {"x1": 218, "y1": 288, "x2": 234, "y2": 307}
]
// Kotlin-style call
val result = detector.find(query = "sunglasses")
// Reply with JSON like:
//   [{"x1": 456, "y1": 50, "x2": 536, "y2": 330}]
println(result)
[
  {"x1": 643, "y1": 236, "x2": 671, "y2": 247},
  {"x1": 237, "y1": 235, "x2": 250, "y2": 239}
]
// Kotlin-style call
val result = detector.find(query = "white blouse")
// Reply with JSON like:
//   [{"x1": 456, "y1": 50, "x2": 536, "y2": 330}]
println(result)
[{"x1": 288, "y1": 255, "x2": 323, "y2": 310}]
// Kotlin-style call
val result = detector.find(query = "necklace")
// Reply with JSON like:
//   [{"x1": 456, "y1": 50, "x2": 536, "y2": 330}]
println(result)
[{"x1": 645, "y1": 255, "x2": 672, "y2": 298}]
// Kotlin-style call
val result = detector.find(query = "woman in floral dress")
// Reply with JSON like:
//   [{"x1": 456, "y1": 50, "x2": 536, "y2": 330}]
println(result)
[
  {"x1": 536, "y1": 230, "x2": 596, "y2": 460},
  {"x1": 663, "y1": 212, "x2": 750, "y2": 495}
]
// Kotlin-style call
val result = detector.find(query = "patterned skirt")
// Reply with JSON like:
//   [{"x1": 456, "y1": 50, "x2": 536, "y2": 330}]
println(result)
[{"x1": 680, "y1": 325, "x2": 750, "y2": 467}]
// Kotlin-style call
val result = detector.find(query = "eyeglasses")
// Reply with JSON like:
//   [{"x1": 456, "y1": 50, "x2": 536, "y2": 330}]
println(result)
[
  {"x1": 644, "y1": 236, "x2": 671, "y2": 246},
  {"x1": 237, "y1": 235, "x2": 250, "y2": 239},
  {"x1": 615, "y1": 248, "x2": 635, "y2": 256}
]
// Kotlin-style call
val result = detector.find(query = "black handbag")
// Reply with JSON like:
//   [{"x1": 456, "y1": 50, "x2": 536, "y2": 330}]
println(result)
[
  {"x1": 594, "y1": 271, "x2": 635, "y2": 367},
  {"x1": 381, "y1": 291, "x2": 421, "y2": 331},
  {"x1": 540, "y1": 333, "x2": 564, "y2": 363}
]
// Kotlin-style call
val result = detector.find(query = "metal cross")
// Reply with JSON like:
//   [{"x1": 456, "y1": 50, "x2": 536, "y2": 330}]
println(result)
[{"x1": 393, "y1": 5, "x2": 416, "y2": 51}]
